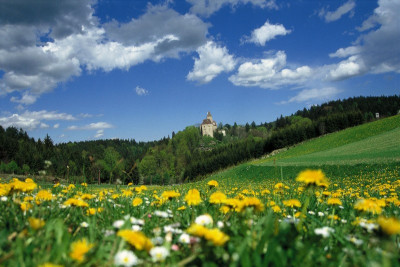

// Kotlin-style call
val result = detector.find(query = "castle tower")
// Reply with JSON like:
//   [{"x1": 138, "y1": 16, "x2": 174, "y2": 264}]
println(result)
[{"x1": 201, "y1": 111, "x2": 217, "y2": 137}]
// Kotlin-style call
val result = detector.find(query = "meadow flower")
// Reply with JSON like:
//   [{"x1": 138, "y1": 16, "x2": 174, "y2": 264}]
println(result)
[
  {"x1": 38, "y1": 263, "x2": 64, "y2": 267},
  {"x1": 272, "y1": 205, "x2": 282, "y2": 213},
  {"x1": 80, "y1": 222, "x2": 89, "y2": 228},
  {"x1": 132, "y1": 225, "x2": 142, "y2": 232},
  {"x1": 69, "y1": 238, "x2": 94, "y2": 262},
  {"x1": 204, "y1": 228, "x2": 230, "y2": 246},
  {"x1": 20, "y1": 202, "x2": 33, "y2": 211},
  {"x1": 282, "y1": 199, "x2": 301, "y2": 208},
  {"x1": 209, "y1": 191, "x2": 227, "y2": 204},
  {"x1": 354, "y1": 199, "x2": 382, "y2": 214},
  {"x1": 35, "y1": 190, "x2": 54, "y2": 202},
  {"x1": 207, "y1": 180, "x2": 219, "y2": 188},
  {"x1": 1, "y1": 196, "x2": 8, "y2": 201},
  {"x1": 177, "y1": 205, "x2": 186, "y2": 210},
  {"x1": 113, "y1": 220, "x2": 125, "y2": 229},
  {"x1": 314, "y1": 227, "x2": 334, "y2": 238},
  {"x1": 184, "y1": 189, "x2": 202, "y2": 205},
  {"x1": 318, "y1": 212, "x2": 325, "y2": 217},
  {"x1": 86, "y1": 208, "x2": 96, "y2": 216},
  {"x1": 28, "y1": 217, "x2": 45, "y2": 230},
  {"x1": 154, "y1": 210, "x2": 169, "y2": 218},
  {"x1": 117, "y1": 230, "x2": 153, "y2": 251},
  {"x1": 114, "y1": 250, "x2": 139, "y2": 267},
  {"x1": 220, "y1": 205, "x2": 230, "y2": 214},
  {"x1": 63, "y1": 198, "x2": 89, "y2": 207},
  {"x1": 132, "y1": 197, "x2": 143, "y2": 207},
  {"x1": 377, "y1": 217, "x2": 400, "y2": 235},
  {"x1": 161, "y1": 190, "x2": 181, "y2": 200},
  {"x1": 296, "y1": 169, "x2": 329, "y2": 188},
  {"x1": 195, "y1": 214, "x2": 213, "y2": 226},
  {"x1": 0, "y1": 183, "x2": 11, "y2": 196},
  {"x1": 149, "y1": 246, "x2": 170, "y2": 262},
  {"x1": 178, "y1": 233, "x2": 190, "y2": 244},
  {"x1": 238, "y1": 197, "x2": 264, "y2": 212},
  {"x1": 327, "y1": 198, "x2": 342, "y2": 206}
]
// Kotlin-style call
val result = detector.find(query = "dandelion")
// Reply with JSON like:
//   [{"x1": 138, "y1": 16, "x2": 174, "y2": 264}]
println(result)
[
  {"x1": 184, "y1": 189, "x2": 202, "y2": 206},
  {"x1": 282, "y1": 199, "x2": 301, "y2": 208},
  {"x1": 204, "y1": 228, "x2": 230, "y2": 246},
  {"x1": 63, "y1": 198, "x2": 89, "y2": 208},
  {"x1": 132, "y1": 197, "x2": 143, "y2": 207},
  {"x1": 117, "y1": 230, "x2": 153, "y2": 251},
  {"x1": 209, "y1": 191, "x2": 227, "y2": 204},
  {"x1": 114, "y1": 250, "x2": 139, "y2": 267},
  {"x1": 28, "y1": 217, "x2": 45, "y2": 230},
  {"x1": 314, "y1": 227, "x2": 334, "y2": 238},
  {"x1": 296, "y1": 169, "x2": 329, "y2": 188},
  {"x1": 161, "y1": 190, "x2": 181, "y2": 200},
  {"x1": 38, "y1": 263, "x2": 64, "y2": 267},
  {"x1": 86, "y1": 208, "x2": 96, "y2": 216},
  {"x1": 377, "y1": 217, "x2": 400, "y2": 235},
  {"x1": 207, "y1": 180, "x2": 219, "y2": 188},
  {"x1": 327, "y1": 198, "x2": 342, "y2": 206},
  {"x1": 20, "y1": 202, "x2": 33, "y2": 211},
  {"x1": 177, "y1": 205, "x2": 186, "y2": 211},
  {"x1": 354, "y1": 199, "x2": 382, "y2": 214},
  {"x1": 238, "y1": 197, "x2": 264, "y2": 212},
  {"x1": 149, "y1": 246, "x2": 170, "y2": 262},
  {"x1": 69, "y1": 238, "x2": 94, "y2": 262}
]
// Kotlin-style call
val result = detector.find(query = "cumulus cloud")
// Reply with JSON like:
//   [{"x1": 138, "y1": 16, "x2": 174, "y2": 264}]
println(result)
[
  {"x1": 67, "y1": 122, "x2": 113, "y2": 131},
  {"x1": 229, "y1": 51, "x2": 312, "y2": 89},
  {"x1": 245, "y1": 21, "x2": 291, "y2": 46},
  {"x1": 280, "y1": 87, "x2": 342, "y2": 104},
  {"x1": 0, "y1": 3, "x2": 209, "y2": 104},
  {"x1": 135, "y1": 86, "x2": 149, "y2": 96},
  {"x1": 187, "y1": 0, "x2": 277, "y2": 17},
  {"x1": 319, "y1": 1, "x2": 355, "y2": 23},
  {"x1": 0, "y1": 110, "x2": 76, "y2": 130},
  {"x1": 328, "y1": 0, "x2": 400, "y2": 80},
  {"x1": 187, "y1": 41, "x2": 236, "y2": 84}
]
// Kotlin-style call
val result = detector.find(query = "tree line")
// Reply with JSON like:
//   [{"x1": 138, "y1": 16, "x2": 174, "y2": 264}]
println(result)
[{"x1": 0, "y1": 95, "x2": 399, "y2": 184}]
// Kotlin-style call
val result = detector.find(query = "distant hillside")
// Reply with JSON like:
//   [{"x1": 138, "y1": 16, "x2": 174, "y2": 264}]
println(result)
[{"x1": 253, "y1": 114, "x2": 400, "y2": 166}]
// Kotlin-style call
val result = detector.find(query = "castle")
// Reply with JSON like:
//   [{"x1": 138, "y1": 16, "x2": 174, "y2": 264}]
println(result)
[{"x1": 200, "y1": 111, "x2": 217, "y2": 137}]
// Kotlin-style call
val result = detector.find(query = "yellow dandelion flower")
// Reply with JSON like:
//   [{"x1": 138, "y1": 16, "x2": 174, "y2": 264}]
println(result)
[
  {"x1": 354, "y1": 199, "x2": 382, "y2": 214},
  {"x1": 28, "y1": 217, "x2": 45, "y2": 230},
  {"x1": 204, "y1": 228, "x2": 229, "y2": 246},
  {"x1": 377, "y1": 217, "x2": 400, "y2": 235},
  {"x1": 296, "y1": 169, "x2": 329, "y2": 188},
  {"x1": 219, "y1": 205, "x2": 230, "y2": 214},
  {"x1": 282, "y1": 199, "x2": 301, "y2": 208},
  {"x1": 209, "y1": 191, "x2": 227, "y2": 204},
  {"x1": 207, "y1": 180, "x2": 219, "y2": 187},
  {"x1": 36, "y1": 190, "x2": 54, "y2": 201},
  {"x1": 20, "y1": 202, "x2": 33, "y2": 211},
  {"x1": 161, "y1": 190, "x2": 181, "y2": 200},
  {"x1": 272, "y1": 205, "x2": 281, "y2": 213},
  {"x1": 86, "y1": 208, "x2": 96, "y2": 216},
  {"x1": 184, "y1": 189, "x2": 202, "y2": 206},
  {"x1": 238, "y1": 197, "x2": 264, "y2": 212},
  {"x1": 69, "y1": 238, "x2": 94, "y2": 262},
  {"x1": 63, "y1": 198, "x2": 89, "y2": 207},
  {"x1": 117, "y1": 230, "x2": 153, "y2": 251},
  {"x1": 132, "y1": 197, "x2": 143, "y2": 207},
  {"x1": 327, "y1": 198, "x2": 342, "y2": 206},
  {"x1": 177, "y1": 205, "x2": 186, "y2": 211},
  {"x1": 38, "y1": 263, "x2": 64, "y2": 267}
]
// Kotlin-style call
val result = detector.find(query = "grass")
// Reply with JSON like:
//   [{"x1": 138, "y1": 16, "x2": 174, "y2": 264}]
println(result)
[{"x1": 253, "y1": 115, "x2": 400, "y2": 166}]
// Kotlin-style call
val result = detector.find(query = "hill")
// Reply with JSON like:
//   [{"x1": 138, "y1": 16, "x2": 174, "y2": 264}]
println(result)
[{"x1": 206, "y1": 115, "x2": 400, "y2": 183}]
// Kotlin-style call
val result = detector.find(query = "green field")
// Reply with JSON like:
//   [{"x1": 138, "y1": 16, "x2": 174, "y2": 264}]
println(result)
[{"x1": 206, "y1": 115, "x2": 400, "y2": 183}]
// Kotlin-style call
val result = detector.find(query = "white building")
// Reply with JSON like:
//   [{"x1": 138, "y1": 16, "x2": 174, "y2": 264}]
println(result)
[{"x1": 200, "y1": 111, "x2": 217, "y2": 137}]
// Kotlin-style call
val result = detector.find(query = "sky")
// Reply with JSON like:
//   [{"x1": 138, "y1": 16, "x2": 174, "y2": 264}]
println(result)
[{"x1": 0, "y1": 0, "x2": 399, "y2": 143}]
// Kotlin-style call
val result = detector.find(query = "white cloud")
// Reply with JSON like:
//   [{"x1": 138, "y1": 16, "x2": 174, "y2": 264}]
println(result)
[
  {"x1": 53, "y1": 123, "x2": 60, "y2": 129},
  {"x1": 329, "y1": 56, "x2": 365, "y2": 80},
  {"x1": 187, "y1": 0, "x2": 277, "y2": 17},
  {"x1": 327, "y1": 0, "x2": 400, "y2": 80},
  {"x1": 40, "y1": 123, "x2": 49, "y2": 129},
  {"x1": 280, "y1": 87, "x2": 342, "y2": 104},
  {"x1": 187, "y1": 41, "x2": 236, "y2": 83},
  {"x1": 319, "y1": 1, "x2": 355, "y2": 23},
  {"x1": 0, "y1": 110, "x2": 76, "y2": 130},
  {"x1": 94, "y1": 129, "x2": 104, "y2": 139},
  {"x1": 67, "y1": 122, "x2": 113, "y2": 131},
  {"x1": 0, "y1": 4, "x2": 209, "y2": 104},
  {"x1": 10, "y1": 92, "x2": 38, "y2": 105},
  {"x1": 229, "y1": 51, "x2": 312, "y2": 89},
  {"x1": 245, "y1": 21, "x2": 291, "y2": 46},
  {"x1": 135, "y1": 86, "x2": 149, "y2": 96}
]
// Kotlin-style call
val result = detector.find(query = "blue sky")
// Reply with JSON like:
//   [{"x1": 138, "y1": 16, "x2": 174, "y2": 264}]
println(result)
[{"x1": 0, "y1": 0, "x2": 399, "y2": 143}]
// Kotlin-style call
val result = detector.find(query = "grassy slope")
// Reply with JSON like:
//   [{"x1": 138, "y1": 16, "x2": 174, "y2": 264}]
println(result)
[
  {"x1": 206, "y1": 115, "x2": 400, "y2": 183},
  {"x1": 253, "y1": 114, "x2": 400, "y2": 166}
]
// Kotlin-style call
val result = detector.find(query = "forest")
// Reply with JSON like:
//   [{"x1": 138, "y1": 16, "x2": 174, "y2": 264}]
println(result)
[{"x1": 0, "y1": 95, "x2": 399, "y2": 184}]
